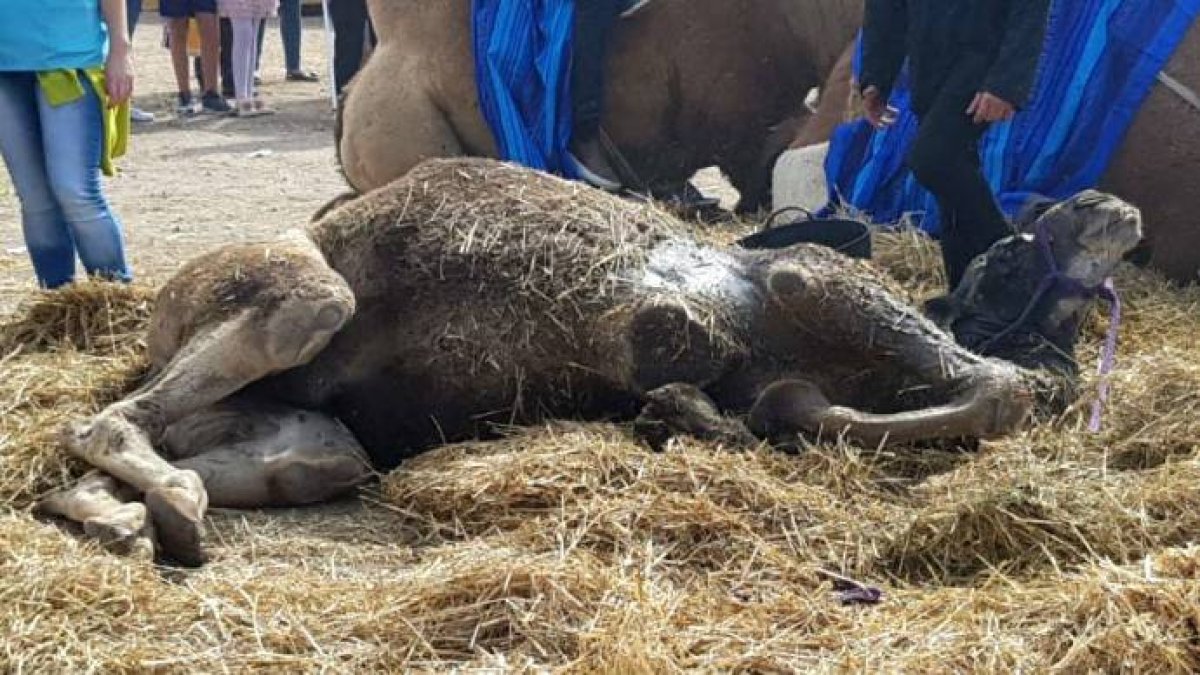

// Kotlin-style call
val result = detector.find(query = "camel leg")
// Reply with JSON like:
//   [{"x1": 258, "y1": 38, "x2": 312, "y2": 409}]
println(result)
[
  {"x1": 625, "y1": 297, "x2": 754, "y2": 450},
  {"x1": 62, "y1": 268, "x2": 355, "y2": 565},
  {"x1": 634, "y1": 383, "x2": 758, "y2": 452},
  {"x1": 626, "y1": 297, "x2": 741, "y2": 392},
  {"x1": 161, "y1": 399, "x2": 372, "y2": 509},
  {"x1": 35, "y1": 471, "x2": 155, "y2": 560},
  {"x1": 761, "y1": 261, "x2": 1033, "y2": 445},
  {"x1": 748, "y1": 377, "x2": 1029, "y2": 447}
]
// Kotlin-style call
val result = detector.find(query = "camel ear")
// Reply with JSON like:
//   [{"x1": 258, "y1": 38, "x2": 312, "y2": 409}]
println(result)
[{"x1": 1013, "y1": 194, "x2": 1058, "y2": 233}]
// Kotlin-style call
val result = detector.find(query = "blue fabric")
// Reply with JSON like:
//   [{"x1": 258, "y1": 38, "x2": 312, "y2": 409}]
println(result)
[
  {"x1": 0, "y1": 73, "x2": 132, "y2": 288},
  {"x1": 472, "y1": 0, "x2": 578, "y2": 178},
  {"x1": 0, "y1": 0, "x2": 109, "y2": 72},
  {"x1": 822, "y1": 0, "x2": 1200, "y2": 237}
]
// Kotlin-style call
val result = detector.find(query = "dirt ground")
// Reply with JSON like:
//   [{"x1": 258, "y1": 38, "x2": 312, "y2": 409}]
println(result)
[{"x1": 0, "y1": 18, "x2": 346, "y2": 313}]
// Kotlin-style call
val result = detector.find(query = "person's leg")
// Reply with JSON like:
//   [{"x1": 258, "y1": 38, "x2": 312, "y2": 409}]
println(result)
[
  {"x1": 255, "y1": 17, "x2": 266, "y2": 76},
  {"x1": 330, "y1": 0, "x2": 365, "y2": 95},
  {"x1": 279, "y1": 0, "x2": 315, "y2": 79},
  {"x1": 35, "y1": 77, "x2": 132, "y2": 283},
  {"x1": 250, "y1": 17, "x2": 275, "y2": 110},
  {"x1": 126, "y1": 0, "x2": 142, "y2": 34},
  {"x1": 195, "y1": 8, "x2": 228, "y2": 111},
  {"x1": 220, "y1": 17, "x2": 235, "y2": 98},
  {"x1": 907, "y1": 65, "x2": 1012, "y2": 289},
  {"x1": 123, "y1": 0, "x2": 157, "y2": 123},
  {"x1": 569, "y1": 0, "x2": 624, "y2": 188},
  {"x1": 231, "y1": 18, "x2": 257, "y2": 106},
  {"x1": 168, "y1": 17, "x2": 194, "y2": 105},
  {"x1": 0, "y1": 74, "x2": 76, "y2": 288}
]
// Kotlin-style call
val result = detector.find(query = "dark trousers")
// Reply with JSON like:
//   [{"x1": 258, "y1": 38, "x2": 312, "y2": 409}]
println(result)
[
  {"x1": 330, "y1": 0, "x2": 373, "y2": 95},
  {"x1": 572, "y1": 0, "x2": 622, "y2": 141},
  {"x1": 908, "y1": 60, "x2": 1013, "y2": 289},
  {"x1": 126, "y1": 0, "x2": 142, "y2": 34}
]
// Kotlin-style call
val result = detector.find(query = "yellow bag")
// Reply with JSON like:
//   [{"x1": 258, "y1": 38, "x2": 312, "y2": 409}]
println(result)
[{"x1": 186, "y1": 18, "x2": 201, "y2": 56}]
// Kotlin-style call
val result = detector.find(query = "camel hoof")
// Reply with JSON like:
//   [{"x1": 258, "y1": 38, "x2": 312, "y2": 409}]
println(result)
[
  {"x1": 145, "y1": 487, "x2": 208, "y2": 567},
  {"x1": 974, "y1": 371, "x2": 1035, "y2": 438}
]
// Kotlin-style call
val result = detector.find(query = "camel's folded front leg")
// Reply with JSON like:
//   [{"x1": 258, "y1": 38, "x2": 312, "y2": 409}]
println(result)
[
  {"x1": 62, "y1": 243, "x2": 356, "y2": 566},
  {"x1": 36, "y1": 471, "x2": 155, "y2": 560}
]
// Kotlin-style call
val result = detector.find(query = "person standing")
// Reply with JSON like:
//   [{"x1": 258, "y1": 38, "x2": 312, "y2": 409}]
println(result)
[
  {"x1": 566, "y1": 0, "x2": 651, "y2": 190},
  {"x1": 278, "y1": 0, "x2": 320, "y2": 82},
  {"x1": 0, "y1": 0, "x2": 135, "y2": 288},
  {"x1": 124, "y1": 0, "x2": 156, "y2": 122},
  {"x1": 860, "y1": 0, "x2": 1052, "y2": 289},
  {"x1": 219, "y1": 0, "x2": 279, "y2": 116},
  {"x1": 162, "y1": 0, "x2": 231, "y2": 114},
  {"x1": 329, "y1": 0, "x2": 373, "y2": 96}
]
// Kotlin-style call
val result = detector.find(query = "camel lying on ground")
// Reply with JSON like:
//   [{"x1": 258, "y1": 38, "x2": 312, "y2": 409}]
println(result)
[{"x1": 38, "y1": 159, "x2": 1142, "y2": 566}]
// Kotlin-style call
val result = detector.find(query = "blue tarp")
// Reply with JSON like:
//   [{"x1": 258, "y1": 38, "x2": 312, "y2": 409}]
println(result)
[
  {"x1": 472, "y1": 0, "x2": 578, "y2": 179},
  {"x1": 822, "y1": 0, "x2": 1200, "y2": 236}
]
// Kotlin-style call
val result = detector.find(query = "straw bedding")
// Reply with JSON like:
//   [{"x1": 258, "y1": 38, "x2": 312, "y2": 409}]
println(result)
[{"x1": 2, "y1": 225, "x2": 1199, "y2": 672}]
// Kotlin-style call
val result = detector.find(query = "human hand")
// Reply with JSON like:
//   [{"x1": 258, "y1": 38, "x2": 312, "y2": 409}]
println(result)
[
  {"x1": 966, "y1": 91, "x2": 1015, "y2": 124},
  {"x1": 862, "y1": 86, "x2": 896, "y2": 129},
  {"x1": 105, "y1": 45, "x2": 135, "y2": 107}
]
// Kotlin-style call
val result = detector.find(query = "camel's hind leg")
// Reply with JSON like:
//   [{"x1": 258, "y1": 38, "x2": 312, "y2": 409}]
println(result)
[
  {"x1": 757, "y1": 259, "x2": 1033, "y2": 446},
  {"x1": 62, "y1": 242, "x2": 355, "y2": 565},
  {"x1": 161, "y1": 398, "x2": 372, "y2": 509}
]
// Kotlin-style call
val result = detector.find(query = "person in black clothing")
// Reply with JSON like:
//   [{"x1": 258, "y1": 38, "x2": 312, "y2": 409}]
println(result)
[
  {"x1": 860, "y1": 0, "x2": 1052, "y2": 289},
  {"x1": 329, "y1": 0, "x2": 374, "y2": 96},
  {"x1": 568, "y1": 0, "x2": 650, "y2": 190}
]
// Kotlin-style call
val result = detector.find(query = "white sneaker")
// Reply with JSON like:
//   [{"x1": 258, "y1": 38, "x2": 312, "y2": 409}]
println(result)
[{"x1": 131, "y1": 107, "x2": 156, "y2": 124}]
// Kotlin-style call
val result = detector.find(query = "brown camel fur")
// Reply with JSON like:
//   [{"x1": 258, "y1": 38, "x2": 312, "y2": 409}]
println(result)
[{"x1": 39, "y1": 159, "x2": 1141, "y2": 567}]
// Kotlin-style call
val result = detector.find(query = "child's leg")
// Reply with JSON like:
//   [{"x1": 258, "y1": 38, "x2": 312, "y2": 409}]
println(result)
[{"x1": 231, "y1": 18, "x2": 257, "y2": 104}]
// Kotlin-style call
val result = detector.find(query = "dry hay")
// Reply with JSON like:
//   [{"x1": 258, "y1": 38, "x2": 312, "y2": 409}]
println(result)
[{"x1": 2, "y1": 230, "x2": 1200, "y2": 672}]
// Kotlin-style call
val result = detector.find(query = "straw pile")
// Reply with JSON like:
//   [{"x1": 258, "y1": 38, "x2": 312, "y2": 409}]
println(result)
[{"x1": 2, "y1": 228, "x2": 1200, "y2": 672}]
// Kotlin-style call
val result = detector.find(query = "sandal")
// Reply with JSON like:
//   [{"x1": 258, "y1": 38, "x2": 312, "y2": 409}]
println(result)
[{"x1": 235, "y1": 99, "x2": 275, "y2": 118}]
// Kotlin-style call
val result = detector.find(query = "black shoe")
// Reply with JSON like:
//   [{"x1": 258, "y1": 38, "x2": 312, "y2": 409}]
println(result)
[
  {"x1": 200, "y1": 91, "x2": 232, "y2": 114},
  {"x1": 568, "y1": 137, "x2": 622, "y2": 191},
  {"x1": 175, "y1": 92, "x2": 196, "y2": 116},
  {"x1": 286, "y1": 69, "x2": 319, "y2": 82}
]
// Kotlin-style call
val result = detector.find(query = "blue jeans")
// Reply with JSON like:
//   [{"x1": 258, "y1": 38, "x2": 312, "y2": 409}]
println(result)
[
  {"x1": 279, "y1": 0, "x2": 302, "y2": 72},
  {"x1": 127, "y1": 0, "x2": 143, "y2": 34},
  {"x1": 0, "y1": 73, "x2": 133, "y2": 288}
]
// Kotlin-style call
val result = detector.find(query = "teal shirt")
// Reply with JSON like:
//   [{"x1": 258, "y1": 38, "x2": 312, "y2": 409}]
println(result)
[{"x1": 0, "y1": 0, "x2": 109, "y2": 72}]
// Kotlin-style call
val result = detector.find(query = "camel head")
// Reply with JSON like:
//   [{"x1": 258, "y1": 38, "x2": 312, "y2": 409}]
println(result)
[{"x1": 1021, "y1": 190, "x2": 1144, "y2": 288}]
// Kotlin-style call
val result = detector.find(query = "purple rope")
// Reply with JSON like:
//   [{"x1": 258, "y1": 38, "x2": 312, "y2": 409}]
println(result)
[
  {"x1": 1029, "y1": 221, "x2": 1122, "y2": 433},
  {"x1": 1089, "y1": 277, "x2": 1121, "y2": 433}
]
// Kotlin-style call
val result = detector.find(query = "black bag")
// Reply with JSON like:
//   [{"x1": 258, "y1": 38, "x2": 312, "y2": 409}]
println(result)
[{"x1": 737, "y1": 207, "x2": 872, "y2": 259}]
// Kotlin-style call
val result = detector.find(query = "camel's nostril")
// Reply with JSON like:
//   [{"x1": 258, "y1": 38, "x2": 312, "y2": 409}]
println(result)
[{"x1": 315, "y1": 304, "x2": 349, "y2": 332}]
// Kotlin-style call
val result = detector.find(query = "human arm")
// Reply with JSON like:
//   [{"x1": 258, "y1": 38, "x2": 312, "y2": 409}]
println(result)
[
  {"x1": 860, "y1": 0, "x2": 908, "y2": 101},
  {"x1": 99, "y1": 0, "x2": 134, "y2": 105},
  {"x1": 860, "y1": 0, "x2": 907, "y2": 128}
]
